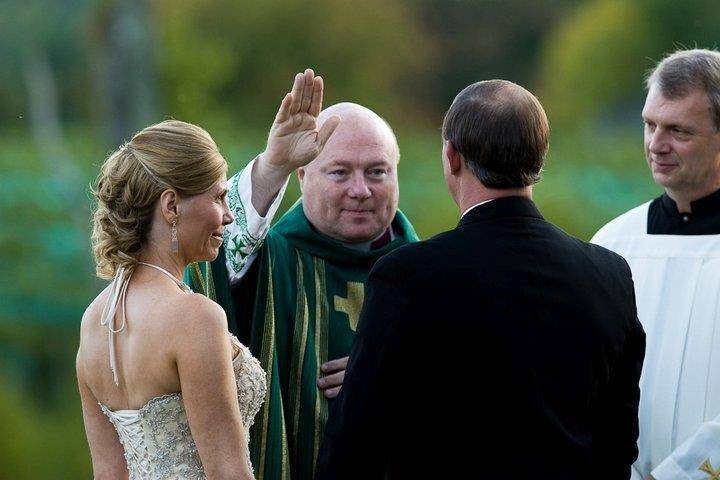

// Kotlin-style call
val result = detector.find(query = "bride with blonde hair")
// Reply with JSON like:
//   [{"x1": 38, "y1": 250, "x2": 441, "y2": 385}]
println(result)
[{"x1": 77, "y1": 69, "x2": 336, "y2": 479}]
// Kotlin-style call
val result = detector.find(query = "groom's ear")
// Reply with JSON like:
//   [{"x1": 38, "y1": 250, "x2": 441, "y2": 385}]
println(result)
[{"x1": 445, "y1": 140, "x2": 463, "y2": 175}]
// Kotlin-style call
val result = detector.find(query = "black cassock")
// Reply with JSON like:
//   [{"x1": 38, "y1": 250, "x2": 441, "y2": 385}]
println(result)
[
  {"x1": 647, "y1": 188, "x2": 720, "y2": 235},
  {"x1": 315, "y1": 196, "x2": 645, "y2": 480}
]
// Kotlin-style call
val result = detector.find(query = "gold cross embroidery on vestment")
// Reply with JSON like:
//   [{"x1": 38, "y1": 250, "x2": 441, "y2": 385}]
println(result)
[
  {"x1": 700, "y1": 459, "x2": 720, "y2": 480},
  {"x1": 333, "y1": 282, "x2": 365, "y2": 332}
]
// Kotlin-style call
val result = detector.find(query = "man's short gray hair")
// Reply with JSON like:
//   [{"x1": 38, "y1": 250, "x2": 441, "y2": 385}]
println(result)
[{"x1": 647, "y1": 48, "x2": 720, "y2": 130}]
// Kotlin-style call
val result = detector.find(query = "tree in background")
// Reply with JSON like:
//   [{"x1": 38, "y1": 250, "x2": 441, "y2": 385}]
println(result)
[
  {"x1": 88, "y1": 0, "x2": 159, "y2": 143},
  {"x1": 539, "y1": 0, "x2": 720, "y2": 134},
  {"x1": 414, "y1": 0, "x2": 580, "y2": 120},
  {"x1": 153, "y1": 0, "x2": 428, "y2": 130}
]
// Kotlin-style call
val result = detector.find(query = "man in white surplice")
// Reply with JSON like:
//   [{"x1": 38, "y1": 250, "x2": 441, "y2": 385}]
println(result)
[{"x1": 592, "y1": 49, "x2": 720, "y2": 480}]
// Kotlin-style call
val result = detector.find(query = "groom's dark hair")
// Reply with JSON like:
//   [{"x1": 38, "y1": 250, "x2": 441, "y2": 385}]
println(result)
[{"x1": 442, "y1": 79, "x2": 549, "y2": 188}]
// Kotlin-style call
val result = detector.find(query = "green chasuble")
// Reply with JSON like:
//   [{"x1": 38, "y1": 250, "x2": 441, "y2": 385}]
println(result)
[{"x1": 187, "y1": 202, "x2": 418, "y2": 480}]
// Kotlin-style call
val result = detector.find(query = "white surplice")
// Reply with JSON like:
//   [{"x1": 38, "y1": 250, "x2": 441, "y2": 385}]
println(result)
[{"x1": 592, "y1": 201, "x2": 720, "y2": 480}]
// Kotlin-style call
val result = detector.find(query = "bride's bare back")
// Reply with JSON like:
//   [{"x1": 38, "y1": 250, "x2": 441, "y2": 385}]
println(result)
[{"x1": 78, "y1": 267, "x2": 206, "y2": 410}]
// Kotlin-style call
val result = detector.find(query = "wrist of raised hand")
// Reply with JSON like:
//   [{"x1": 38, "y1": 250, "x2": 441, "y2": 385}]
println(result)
[
  {"x1": 250, "y1": 153, "x2": 293, "y2": 217},
  {"x1": 256, "y1": 151, "x2": 294, "y2": 181}
]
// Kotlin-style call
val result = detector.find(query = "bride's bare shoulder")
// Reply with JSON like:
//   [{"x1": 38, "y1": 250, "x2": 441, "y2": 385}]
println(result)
[
  {"x1": 79, "y1": 284, "x2": 114, "y2": 333},
  {"x1": 166, "y1": 293, "x2": 230, "y2": 356},
  {"x1": 77, "y1": 284, "x2": 116, "y2": 380},
  {"x1": 169, "y1": 292, "x2": 228, "y2": 334}
]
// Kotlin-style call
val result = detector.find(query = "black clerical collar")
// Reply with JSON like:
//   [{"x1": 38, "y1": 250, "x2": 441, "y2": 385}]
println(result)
[{"x1": 647, "y1": 187, "x2": 720, "y2": 235}]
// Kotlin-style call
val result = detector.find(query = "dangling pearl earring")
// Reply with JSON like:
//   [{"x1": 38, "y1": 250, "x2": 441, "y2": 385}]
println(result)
[{"x1": 171, "y1": 218, "x2": 179, "y2": 253}]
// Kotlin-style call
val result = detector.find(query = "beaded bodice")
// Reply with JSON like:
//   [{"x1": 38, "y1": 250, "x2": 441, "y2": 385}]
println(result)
[{"x1": 99, "y1": 336, "x2": 266, "y2": 479}]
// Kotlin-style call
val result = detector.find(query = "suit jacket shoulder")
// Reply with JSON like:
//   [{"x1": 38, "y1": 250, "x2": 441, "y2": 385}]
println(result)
[{"x1": 369, "y1": 228, "x2": 460, "y2": 284}]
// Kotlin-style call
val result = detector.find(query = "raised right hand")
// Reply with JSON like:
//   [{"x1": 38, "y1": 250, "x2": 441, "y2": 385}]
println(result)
[
  {"x1": 260, "y1": 68, "x2": 340, "y2": 175},
  {"x1": 250, "y1": 69, "x2": 340, "y2": 216}
]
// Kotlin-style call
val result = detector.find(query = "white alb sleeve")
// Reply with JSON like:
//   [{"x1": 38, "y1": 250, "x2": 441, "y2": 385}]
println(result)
[
  {"x1": 223, "y1": 157, "x2": 289, "y2": 284},
  {"x1": 651, "y1": 415, "x2": 720, "y2": 480}
]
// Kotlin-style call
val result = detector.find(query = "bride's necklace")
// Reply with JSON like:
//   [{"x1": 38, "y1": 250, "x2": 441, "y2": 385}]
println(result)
[{"x1": 99, "y1": 262, "x2": 191, "y2": 386}]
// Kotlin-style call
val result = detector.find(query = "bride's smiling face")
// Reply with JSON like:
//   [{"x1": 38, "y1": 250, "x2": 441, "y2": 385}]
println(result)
[{"x1": 176, "y1": 176, "x2": 234, "y2": 263}]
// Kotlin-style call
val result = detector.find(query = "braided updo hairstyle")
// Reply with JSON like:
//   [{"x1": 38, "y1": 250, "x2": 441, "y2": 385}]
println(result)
[{"x1": 91, "y1": 120, "x2": 228, "y2": 279}]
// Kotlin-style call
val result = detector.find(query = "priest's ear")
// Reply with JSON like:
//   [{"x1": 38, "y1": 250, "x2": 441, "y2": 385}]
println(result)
[{"x1": 443, "y1": 140, "x2": 463, "y2": 175}]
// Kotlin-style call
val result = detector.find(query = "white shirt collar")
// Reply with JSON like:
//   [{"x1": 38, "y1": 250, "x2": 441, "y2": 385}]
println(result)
[{"x1": 460, "y1": 199, "x2": 495, "y2": 219}]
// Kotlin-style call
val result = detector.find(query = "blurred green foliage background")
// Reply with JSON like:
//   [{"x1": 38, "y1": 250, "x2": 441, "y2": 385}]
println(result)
[{"x1": 1, "y1": 0, "x2": 716, "y2": 476}]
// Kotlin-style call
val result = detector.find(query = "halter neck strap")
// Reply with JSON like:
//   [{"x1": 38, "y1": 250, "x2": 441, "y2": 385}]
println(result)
[
  {"x1": 138, "y1": 262, "x2": 192, "y2": 293},
  {"x1": 100, "y1": 262, "x2": 191, "y2": 386}
]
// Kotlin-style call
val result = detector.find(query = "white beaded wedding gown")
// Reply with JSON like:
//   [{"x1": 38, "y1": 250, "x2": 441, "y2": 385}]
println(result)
[{"x1": 97, "y1": 262, "x2": 266, "y2": 479}]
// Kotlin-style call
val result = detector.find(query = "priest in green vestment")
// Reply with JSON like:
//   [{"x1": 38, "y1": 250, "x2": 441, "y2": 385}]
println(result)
[{"x1": 185, "y1": 70, "x2": 419, "y2": 480}]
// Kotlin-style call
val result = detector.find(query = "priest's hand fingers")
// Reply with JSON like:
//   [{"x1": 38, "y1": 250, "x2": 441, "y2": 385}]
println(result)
[
  {"x1": 273, "y1": 92, "x2": 293, "y2": 125},
  {"x1": 308, "y1": 75, "x2": 324, "y2": 117},
  {"x1": 299, "y1": 68, "x2": 315, "y2": 113},
  {"x1": 317, "y1": 369, "x2": 345, "y2": 389},
  {"x1": 262, "y1": 68, "x2": 329, "y2": 172},
  {"x1": 320, "y1": 356, "x2": 348, "y2": 374},
  {"x1": 288, "y1": 72, "x2": 304, "y2": 116},
  {"x1": 317, "y1": 114, "x2": 341, "y2": 153},
  {"x1": 323, "y1": 386, "x2": 342, "y2": 399}
]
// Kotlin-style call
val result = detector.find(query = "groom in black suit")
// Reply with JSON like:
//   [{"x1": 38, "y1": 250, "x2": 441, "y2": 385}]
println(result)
[{"x1": 314, "y1": 80, "x2": 645, "y2": 480}]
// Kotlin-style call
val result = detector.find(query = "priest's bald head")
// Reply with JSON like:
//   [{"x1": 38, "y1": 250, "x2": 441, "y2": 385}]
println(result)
[
  {"x1": 643, "y1": 48, "x2": 720, "y2": 212},
  {"x1": 441, "y1": 79, "x2": 549, "y2": 211},
  {"x1": 298, "y1": 103, "x2": 400, "y2": 244}
]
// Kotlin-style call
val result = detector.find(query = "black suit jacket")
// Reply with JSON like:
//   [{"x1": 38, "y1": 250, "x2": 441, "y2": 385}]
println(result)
[{"x1": 315, "y1": 197, "x2": 645, "y2": 480}]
